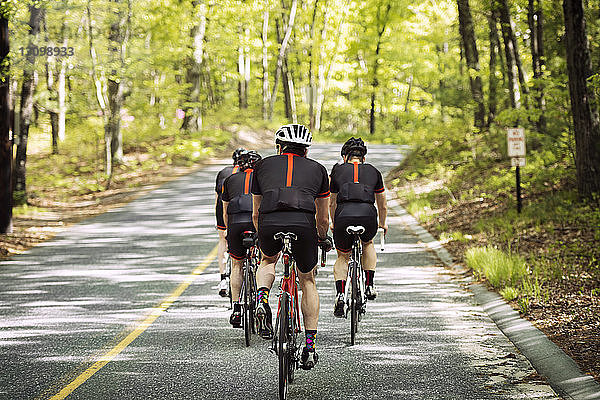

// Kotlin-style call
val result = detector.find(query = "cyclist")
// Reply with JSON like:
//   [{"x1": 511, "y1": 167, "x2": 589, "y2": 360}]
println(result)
[
  {"x1": 251, "y1": 124, "x2": 332, "y2": 370},
  {"x1": 329, "y1": 137, "x2": 387, "y2": 318},
  {"x1": 215, "y1": 147, "x2": 245, "y2": 297},
  {"x1": 222, "y1": 151, "x2": 262, "y2": 328}
]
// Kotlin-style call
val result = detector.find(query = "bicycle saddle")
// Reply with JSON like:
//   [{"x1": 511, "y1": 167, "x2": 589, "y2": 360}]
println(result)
[
  {"x1": 241, "y1": 230, "x2": 257, "y2": 249},
  {"x1": 346, "y1": 225, "x2": 365, "y2": 235},
  {"x1": 274, "y1": 232, "x2": 298, "y2": 241}
]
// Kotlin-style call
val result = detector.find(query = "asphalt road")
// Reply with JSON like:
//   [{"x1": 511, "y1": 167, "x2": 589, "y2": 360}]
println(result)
[{"x1": 0, "y1": 144, "x2": 558, "y2": 400}]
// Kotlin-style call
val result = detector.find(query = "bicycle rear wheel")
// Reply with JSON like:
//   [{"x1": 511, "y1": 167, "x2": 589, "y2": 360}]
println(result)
[
  {"x1": 278, "y1": 292, "x2": 290, "y2": 400},
  {"x1": 249, "y1": 270, "x2": 257, "y2": 334},
  {"x1": 226, "y1": 256, "x2": 233, "y2": 309},
  {"x1": 243, "y1": 264, "x2": 251, "y2": 347},
  {"x1": 350, "y1": 260, "x2": 358, "y2": 346}
]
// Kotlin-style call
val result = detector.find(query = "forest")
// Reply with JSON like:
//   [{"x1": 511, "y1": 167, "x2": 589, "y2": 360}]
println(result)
[{"x1": 0, "y1": 0, "x2": 599, "y2": 211}]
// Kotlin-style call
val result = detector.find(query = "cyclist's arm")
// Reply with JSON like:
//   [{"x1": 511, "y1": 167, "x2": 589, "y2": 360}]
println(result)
[
  {"x1": 329, "y1": 193, "x2": 337, "y2": 229},
  {"x1": 375, "y1": 191, "x2": 388, "y2": 233},
  {"x1": 223, "y1": 201, "x2": 229, "y2": 229},
  {"x1": 252, "y1": 194, "x2": 262, "y2": 230},
  {"x1": 315, "y1": 197, "x2": 329, "y2": 239}
]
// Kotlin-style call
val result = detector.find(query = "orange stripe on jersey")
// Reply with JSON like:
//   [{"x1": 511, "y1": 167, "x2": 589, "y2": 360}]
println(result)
[
  {"x1": 286, "y1": 154, "x2": 293, "y2": 187},
  {"x1": 244, "y1": 169, "x2": 252, "y2": 194},
  {"x1": 353, "y1": 162, "x2": 359, "y2": 183},
  {"x1": 233, "y1": 165, "x2": 239, "y2": 173}
]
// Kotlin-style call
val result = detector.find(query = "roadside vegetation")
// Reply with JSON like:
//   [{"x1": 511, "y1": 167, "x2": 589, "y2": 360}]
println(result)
[{"x1": 388, "y1": 123, "x2": 599, "y2": 379}]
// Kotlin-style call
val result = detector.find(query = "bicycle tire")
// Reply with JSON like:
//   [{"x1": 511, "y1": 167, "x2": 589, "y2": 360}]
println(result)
[
  {"x1": 350, "y1": 260, "x2": 358, "y2": 346},
  {"x1": 243, "y1": 263, "x2": 251, "y2": 347},
  {"x1": 249, "y1": 269, "x2": 257, "y2": 334},
  {"x1": 226, "y1": 256, "x2": 233, "y2": 309},
  {"x1": 278, "y1": 292, "x2": 290, "y2": 400},
  {"x1": 288, "y1": 296, "x2": 296, "y2": 384}
]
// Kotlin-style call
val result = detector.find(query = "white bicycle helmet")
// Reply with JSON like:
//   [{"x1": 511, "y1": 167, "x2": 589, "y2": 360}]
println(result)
[{"x1": 275, "y1": 124, "x2": 312, "y2": 147}]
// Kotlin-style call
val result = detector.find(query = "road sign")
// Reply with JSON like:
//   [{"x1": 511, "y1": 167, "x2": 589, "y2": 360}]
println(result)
[
  {"x1": 507, "y1": 128, "x2": 526, "y2": 157},
  {"x1": 511, "y1": 157, "x2": 526, "y2": 167}
]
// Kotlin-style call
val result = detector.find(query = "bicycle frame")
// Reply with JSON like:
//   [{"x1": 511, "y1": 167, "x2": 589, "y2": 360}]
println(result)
[
  {"x1": 344, "y1": 232, "x2": 366, "y2": 312},
  {"x1": 272, "y1": 235, "x2": 302, "y2": 353}
]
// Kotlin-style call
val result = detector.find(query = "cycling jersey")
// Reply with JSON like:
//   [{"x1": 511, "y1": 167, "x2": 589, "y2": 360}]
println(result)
[
  {"x1": 251, "y1": 152, "x2": 329, "y2": 273},
  {"x1": 330, "y1": 162, "x2": 384, "y2": 204},
  {"x1": 222, "y1": 168, "x2": 254, "y2": 222},
  {"x1": 222, "y1": 168, "x2": 255, "y2": 259},
  {"x1": 214, "y1": 165, "x2": 240, "y2": 230},
  {"x1": 330, "y1": 162, "x2": 384, "y2": 252},
  {"x1": 251, "y1": 153, "x2": 330, "y2": 214}
]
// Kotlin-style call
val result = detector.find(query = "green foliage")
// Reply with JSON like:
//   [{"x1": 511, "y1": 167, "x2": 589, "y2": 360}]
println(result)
[{"x1": 466, "y1": 246, "x2": 527, "y2": 288}]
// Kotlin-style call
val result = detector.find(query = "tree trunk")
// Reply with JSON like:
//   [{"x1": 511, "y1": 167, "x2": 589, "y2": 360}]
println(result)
[
  {"x1": 497, "y1": 0, "x2": 520, "y2": 110},
  {"x1": 262, "y1": 4, "x2": 270, "y2": 120},
  {"x1": 106, "y1": 0, "x2": 130, "y2": 171},
  {"x1": 308, "y1": 0, "x2": 320, "y2": 130},
  {"x1": 14, "y1": 5, "x2": 43, "y2": 204},
  {"x1": 57, "y1": 39, "x2": 67, "y2": 142},
  {"x1": 528, "y1": 0, "x2": 546, "y2": 133},
  {"x1": 182, "y1": 1, "x2": 206, "y2": 132},
  {"x1": 563, "y1": 0, "x2": 600, "y2": 199},
  {"x1": 487, "y1": 9, "x2": 500, "y2": 126},
  {"x1": 0, "y1": 11, "x2": 12, "y2": 233},
  {"x1": 267, "y1": 0, "x2": 297, "y2": 120},
  {"x1": 369, "y1": 2, "x2": 392, "y2": 135},
  {"x1": 457, "y1": 0, "x2": 485, "y2": 130},
  {"x1": 237, "y1": 27, "x2": 249, "y2": 109}
]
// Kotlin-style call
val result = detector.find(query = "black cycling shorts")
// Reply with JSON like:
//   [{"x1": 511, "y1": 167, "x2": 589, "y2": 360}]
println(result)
[
  {"x1": 215, "y1": 200, "x2": 226, "y2": 230},
  {"x1": 333, "y1": 203, "x2": 378, "y2": 253},
  {"x1": 257, "y1": 211, "x2": 318, "y2": 273},
  {"x1": 227, "y1": 217, "x2": 255, "y2": 260}
]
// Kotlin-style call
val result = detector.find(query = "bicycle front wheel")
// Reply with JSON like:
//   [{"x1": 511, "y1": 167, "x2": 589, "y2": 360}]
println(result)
[
  {"x1": 278, "y1": 292, "x2": 290, "y2": 400},
  {"x1": 350, "y1": 260, "x2": 358, "y2": 346}
]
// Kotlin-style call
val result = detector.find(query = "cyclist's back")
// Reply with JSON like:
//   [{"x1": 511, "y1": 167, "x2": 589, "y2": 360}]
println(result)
[
  {"x1": 330, "y1": 161, "x2": 384, "y2": 251},
  {"x1": 252, "y1": 150, "x2": 329, "y2": 272},
  {"x1": 252, "y1": 124, "x2": 330, "y2": 370},
  {"x1": 330, "y1": 137, "x2": 387, "y2": 316}
]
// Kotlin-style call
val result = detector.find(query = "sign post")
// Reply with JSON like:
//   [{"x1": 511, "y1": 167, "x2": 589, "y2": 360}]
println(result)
[{"x1": 507, "y1": 128, "x2": 526, "y2": 213}]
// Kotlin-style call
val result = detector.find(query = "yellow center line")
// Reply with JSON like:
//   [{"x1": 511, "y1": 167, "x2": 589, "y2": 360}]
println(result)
[{"x1": 48, "y1": 245, "x2": 219, "y2": 400}]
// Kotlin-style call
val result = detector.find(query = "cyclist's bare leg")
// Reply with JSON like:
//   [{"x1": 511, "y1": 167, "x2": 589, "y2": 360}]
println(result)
[
  {"x1": 361, "y1": 240, "x2": 376, "y2": 271},
  {"x1": 298, "y1": 268, "x2": 320, "y2": 330},
  {"x1": 333, "y1": 250, "x2": 350, "y2": 281},
  {"x1": 362, "y1": 240, "x2": 377, "y2": 299},
  {"x1": 256, "y1": 253, "x2": 278, "y2": 291},
  {"x1": 255, "y1": 252, "x2": 279, "y2": 338},
  {"x1": 217, "y1": 229, "x2": 227, "y2": 274},
  {"x1": 230, "y1": 258, "x2": 244, "y2": 302}
]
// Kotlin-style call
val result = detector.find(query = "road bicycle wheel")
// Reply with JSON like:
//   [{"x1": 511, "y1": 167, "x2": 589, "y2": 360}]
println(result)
[
  {"x1": 243, "y1": 264, "x2": 251, "y2": 347},
  {"x1": 249, "y1": 270, "x2": 257, "y2": 334},
  {"x1": 278, "y1": 292, "x2": 290, "y2": 400},
  {"x1": 226, "y1": 256, "x2": 233, "y2": 309},
  {"x1": 288, "y1": 298, "x2": 296, "y2": 384},
  {"x1": 350, "y1": 260, "x2": 358, "y2": 346}
]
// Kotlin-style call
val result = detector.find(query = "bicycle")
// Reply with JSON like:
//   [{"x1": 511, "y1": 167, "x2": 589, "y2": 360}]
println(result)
[
  {"x1": 239, "y1": 230, "x2": 259, "y2": 347},
  {"x1": 344, "y1": 225, "x2": 368, "y2": 346},
  {"x1": 270, "y1": 232, "x2": 328, "y2": 400}
]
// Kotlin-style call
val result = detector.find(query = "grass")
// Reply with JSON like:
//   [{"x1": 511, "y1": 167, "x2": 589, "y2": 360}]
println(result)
[{"x1": 466, "y1": 246, "x2": 527, "y2": 289}]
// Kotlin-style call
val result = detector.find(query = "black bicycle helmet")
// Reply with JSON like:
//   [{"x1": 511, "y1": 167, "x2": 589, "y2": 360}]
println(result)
[
  {"x1": 239, "y1": 150, "x2": 261, "y2": 170},
  {"x1": 232, "y1": 147, "x2": 246, "y2": 165},
  {"x1": 246, "y1": 151, "x2": 262, "y2": 169},
  {"x1": 341, "y1": 137, "x2": 367, "y2": 157}
]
